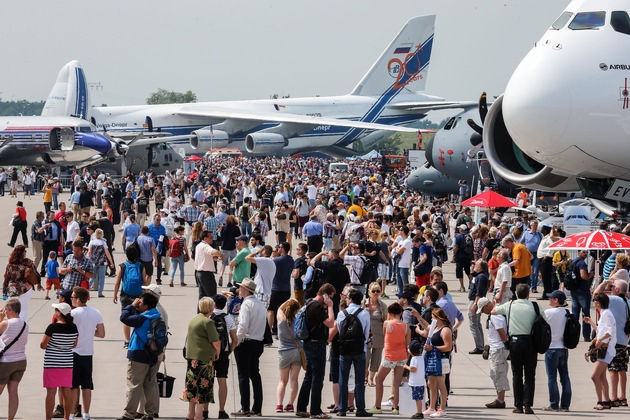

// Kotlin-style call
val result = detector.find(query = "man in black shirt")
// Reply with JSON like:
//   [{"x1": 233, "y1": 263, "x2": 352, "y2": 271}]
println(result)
[
  {"x1": 311, "y1": 248, "x2": 349, "y2": 315},
  {"x1": 135, "y1": 191, "x2": 150, "y2": 226},
  {"x1": 296, "y1": 283, "x2": 336, "y2": 418}
]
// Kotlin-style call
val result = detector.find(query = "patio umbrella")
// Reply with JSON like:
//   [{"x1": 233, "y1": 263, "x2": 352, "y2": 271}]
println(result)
[
  {"x1": 185, "y1": 155, "x2": 203, "y2": 162},
  {"x1": 461, "y1": 190, "x2": 518, "y2": 208},
  {"x1": 547, "y1": 230, "x2": 630, "y2": 251}
]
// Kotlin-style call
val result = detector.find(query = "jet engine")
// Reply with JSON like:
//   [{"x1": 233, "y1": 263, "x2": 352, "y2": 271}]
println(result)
[
  {"x1": 480, "y1": 95, "x2": 578, "y2": 191},
  {"x1": 190, "y1": 128, "x2": 229, "y2": 150},
  {"x1": 49, "y1": 127, "x2": 75, "y2": 151},
  {"x1": 245, "y1": 133, "x2": 288, "y2": 155}
]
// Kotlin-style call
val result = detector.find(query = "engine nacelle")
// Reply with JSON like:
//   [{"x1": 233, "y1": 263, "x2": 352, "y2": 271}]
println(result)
[
  {"x1": 245, "y1": 133, "x2": 288, "y2": 155},
  {"x1": 482, "y1": 95, "x2": 578, "y2": 192},
  {"x1": 190, "y1": 128, "x2": 229, "y2": 150},
  {"x1": 49, "y1": 127, "x2": 75, "y2": 151}
]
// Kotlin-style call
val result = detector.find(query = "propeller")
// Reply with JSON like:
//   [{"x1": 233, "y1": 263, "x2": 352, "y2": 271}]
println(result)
[{"x1": 467, "y1": 91, "x2": 487, "y2": 146}]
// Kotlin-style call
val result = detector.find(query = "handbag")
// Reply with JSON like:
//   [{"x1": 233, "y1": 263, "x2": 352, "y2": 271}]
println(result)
[
  {"x1": 0, "y1": 321, "x2": 26, "y2": 359},
  {"x1": 24, "y1": 266, "x2": 41, "y2": 287},
  {"x1": 286, "y1": 320, "x2": 307, "y2": 370},
  {"x1": 586, "y1": 340, "x2": 608, "y2": 363},
  {"x1": 11, "y1": 215, "x2": 21, "y2": 227},
  {"x1": 184, "y1": 253, "x2": 190, "y2": 263},
  {"x1": 424, "y1": 344, "x2": 442, "y2": 376},
  {"x1": 156, "y1": 362, "x2": 175, "y2": 398}
]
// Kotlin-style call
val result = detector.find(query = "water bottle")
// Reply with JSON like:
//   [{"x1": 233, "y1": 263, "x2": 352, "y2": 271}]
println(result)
[{"x1": 2, "y1": 293, "x2": 7, "y2": 301}]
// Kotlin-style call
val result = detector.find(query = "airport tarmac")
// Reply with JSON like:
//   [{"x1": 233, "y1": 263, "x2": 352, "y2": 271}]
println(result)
[{"x1": 0, "y1": 192, "x2": 626, "y2": 419}]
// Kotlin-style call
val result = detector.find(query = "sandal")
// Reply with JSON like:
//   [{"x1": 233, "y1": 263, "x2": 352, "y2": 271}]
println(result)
[
  {"x1": 594, "y1": 401, "x2": 605, "y2": 410},
  {"x1": 620, "y1": 398, "x2": 628, "y2": 406},
  {"x1": 169, "y1": 282, "x2": 174, "y2": 287},
  {"x1": 348, "y1": 406, "x2": 355, "y2": 413},
  {"x1": 311, "y1": 414, "x2": 331, "y2": 419},
  {"x1": 611, "y1": 399, "x2": 620, "y2": 407},
  {"x1": 602, "y1": 400, "x2": 612, "y2": 409},
  {"x1": 327, "y1": 404, "x2": 336, "y2": 410}
]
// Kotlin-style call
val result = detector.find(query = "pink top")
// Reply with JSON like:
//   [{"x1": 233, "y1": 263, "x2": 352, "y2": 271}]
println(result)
[{"x1": 383, "y1": 320, "x2": 408, "y2": 362}]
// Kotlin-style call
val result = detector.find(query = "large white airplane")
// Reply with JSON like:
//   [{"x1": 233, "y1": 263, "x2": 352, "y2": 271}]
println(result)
[
  {"x1": 479, "y1": 0, "x2": 630, "y2": 208},
  {"x1": 45, "y1": 16, "x2": 474, "y2": 157}
]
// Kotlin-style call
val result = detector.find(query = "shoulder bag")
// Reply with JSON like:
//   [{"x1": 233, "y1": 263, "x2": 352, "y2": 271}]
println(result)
[
  {"x1": 0, "y1": 321, "x2": 26, "y2": 359},
  {"x1": 286, "y1": 320, "x2": 307, "y2": 370}
]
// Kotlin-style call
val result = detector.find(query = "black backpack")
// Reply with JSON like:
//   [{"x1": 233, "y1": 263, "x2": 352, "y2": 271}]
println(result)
[
  {"x1": 434, "y1": 216, "x2": 447, "y2": 234},
  {"x1": 305, "y1": 268, "x2": 324, "y2": 300},
  {"x1": 433, "y1": 234, "x2": 445, "y2": 254},
  {"x1": 211, "y1": 312, "x2": 231, "y2": 354},
  {"x1": 339, "y1": 308, "x2": 365, "y2": 356},
  {"x1": 463, "y1": 234, "x2": 474, "y2": 257},
  {"x1": 563, "y1": 309, "x2": 581, "y2": 349},
  {"x1": 531, "y1": 302, "x2": 552, "y2": 354},
  {"x1": 353, "y1": 256, "x2": 375, "y2": 285},
  {"x1": 562, "y1": 259, "x2": 579, "y2": 291}
]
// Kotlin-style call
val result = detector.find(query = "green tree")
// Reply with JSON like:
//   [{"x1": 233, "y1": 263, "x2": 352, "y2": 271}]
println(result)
[
  {"x1": 0, "y1": 100, "x2": 45, "y2": 116},
  {"x1": 146, "y1": 88, "x2": 197, "y2": 104}
]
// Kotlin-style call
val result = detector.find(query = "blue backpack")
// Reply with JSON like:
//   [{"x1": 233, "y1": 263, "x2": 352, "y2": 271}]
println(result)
[
  {"x1": 122, "y1": 261, "x2": 143, "y2": 297},
  {"x1": 294, "y1": 300, "x2": 314, "y2": 340}
]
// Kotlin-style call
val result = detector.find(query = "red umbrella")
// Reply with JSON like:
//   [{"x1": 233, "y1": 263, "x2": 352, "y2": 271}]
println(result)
[
  {"x1": 461, "y1": 190, "x2": 518, "y2": 208},
  {"x1": 185, "y1": 155, "x2": 203, "y2": 162},
  {"x1": 547, "y1": 230, "x2": 630, "y2": 250}
]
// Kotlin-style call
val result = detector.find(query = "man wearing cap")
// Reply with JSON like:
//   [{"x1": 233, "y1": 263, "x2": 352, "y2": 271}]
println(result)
[
  {"x1": 70, "y1": 286, "x2": 105, "y2": 420},
  {"x1": 302, "y1": 214, "x2": 324, "y2": 253},
  {"x1": 233, "y1": 278, "x2": 267, "y2": 416},
  {"x1": 194, "y1": 231, "x2": 223, "y2": 301},
  {"x1": 229, "y1": 235, "x2": 251, "y2": 285},
  {"x1": 541, "y1": 290, "x2": 572, "y2": 412},
  {"x1": 477, "y1": 297, "x2": 510, "y2": 409},
  {"x1": 593, "y1": 278, "x2": 630, "y2": 406},
  {"x1": 520, "y1": 220, "x2": 543, "y2": 293}
]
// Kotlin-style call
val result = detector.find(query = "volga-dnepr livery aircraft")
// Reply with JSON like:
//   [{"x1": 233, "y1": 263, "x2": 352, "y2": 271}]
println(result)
[{"x1": 45, "y1": 16, "x2": 471, "y2": 157}]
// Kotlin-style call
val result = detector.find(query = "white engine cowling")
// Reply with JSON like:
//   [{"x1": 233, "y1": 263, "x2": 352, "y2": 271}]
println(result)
[
  {"x1": 190, "y1": 128, "x2": 229, "y2": 150},
  {"x1": 245, "y1": 133, "x2": 287, "y2": 155}
]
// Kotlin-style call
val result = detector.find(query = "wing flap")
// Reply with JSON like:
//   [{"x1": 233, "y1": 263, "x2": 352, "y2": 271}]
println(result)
[{"x1": 387, "y1": 100, "x2": 478, "y2": 113}]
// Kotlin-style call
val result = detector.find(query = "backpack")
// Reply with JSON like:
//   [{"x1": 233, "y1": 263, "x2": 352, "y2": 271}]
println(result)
[
  {"x1": 434, "y1": 216, "x2": 447, "y2": 234},
  {"x1": 168, "y1": 237, "x2": 183, "y2": 258},
  {"x1": 353, "y1": 256, "x2": 375, "y2": 285},
  {"x1": 414, "y1": 244, "x2": 433, "y2": 277},
  {"x1": 531, "y1": 302, "x2": 552, "y2": 354},
  {"x1": 294, "y1": 300, "x2": 314, "y2": 340},
  {"x1": 121, "y1": 261, "x2": 143, "y2": 297},
  {"x1": 433, "y1": 233, "x2": 445, "y2": 254},
  {"x1": 211, "y1": 312, "x2": 231, "y2": 354},
  {"x1": 562, "y1": 259, "x2": 579, "y2": 291},
  {"x1": 305, "y1": 268, "x2": 324, "y2": 300},
  {"x1": 562, "y1": 309, "x2": 581, "y2": 349},
  {"x1": 339, "y1": 308, "x2": 365, "y2": 355},
  {"x1": 145, "y1": 316, "x2": 169, "y2": 357},
  {"x1": 463, "y1": 234, "x2": 474, "y2": 257}
]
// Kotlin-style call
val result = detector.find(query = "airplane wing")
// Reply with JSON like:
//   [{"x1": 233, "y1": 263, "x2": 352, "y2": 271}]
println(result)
[
  {"x1": 175, "y1": 107, "x2": 420, "y2": 133},
  {"x1": 386, "y1": 100, "x2": 478, "y2": 113},
  {"x1": 106, "y1": 131, "x2": 188, "y2": 147}
]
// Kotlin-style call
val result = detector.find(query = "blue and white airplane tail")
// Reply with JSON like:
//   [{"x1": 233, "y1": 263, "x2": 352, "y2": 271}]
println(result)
[
  {"x1": 41, "y1": 60, "x2": 90, "y2": 120},
  {"x1": 350, "y1": 15, "x2": 435, "y2": 97}
]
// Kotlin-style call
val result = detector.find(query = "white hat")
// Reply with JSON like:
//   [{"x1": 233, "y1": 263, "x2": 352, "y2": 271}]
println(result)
[
  {"x1": 52, "y1": 302, "x2": 72, "y2": 315},
  {"x1": 142, "y1": 284, "x2": 162, "y2": 299},
  {"x1": 459, "y1": 224, "x2": 468, "y2": 231}
]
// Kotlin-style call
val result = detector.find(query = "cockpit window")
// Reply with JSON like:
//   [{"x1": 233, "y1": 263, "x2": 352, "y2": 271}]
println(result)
[
  {"x1": 443, "y1": 116, "x2": 460, "y2": 131},
  {"x1": 611, "y1": 11, "x2": 630, "y2": 35},
  {"x1": 77, "y1": 126, "x2": 92, "y2": 132},
  {"x1": 568, "y1": 11, "x2": 605, "y2": 30},
  {"x1": 551, "y1": 12, "x2": 573, "y2": 30}
]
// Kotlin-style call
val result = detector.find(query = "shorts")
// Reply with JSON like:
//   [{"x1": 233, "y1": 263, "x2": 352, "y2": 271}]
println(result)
[
  {"x1": 455, "y1": 259, "x2": 472, "y2": 278},
  {"x1": 279, "y1": 348, "x2": 303, "y2": 369},
  {"x1": 214, "y1": 353, "x2": 230, "y2": 378},
  {"x1": 141, "y1": 261, "x2": 154, "y2": 277},
  {"x1": 46, "y1": 278, "x2": 61, "y2": 291},
  {"x1": 378, "y1": 264, "x2": 388, "y2": 279},
  {"x1": 222, "y1": 249, "x2": 237, "y2": 265},
  {"x1": 608, "y1": 344, "x2": 629, "y2": 372},
  {"x1": 489, "y1": 348, "x2": 510, "y2": 392},
  {"x1": 72, "y1": 354, "x2": 94, "y2": 389},
  {"x1": 268, "y1": 291, "x2": 291, "y2": 312},
  {"x1": 119, "y1": 292, "x2": 138, "y2": 308},
  {"x1": 0, "y1": 360, "x2": 27, "y2": 384},
  {"x1": 43, "y1": 367, "x2": 73, "y2": 389},
  {"x1": 381, "y1": 358, "x2": 406, "y2": 369},
  {"x1": 411, "y1": 385, "x2": 425, "y2": 401}
]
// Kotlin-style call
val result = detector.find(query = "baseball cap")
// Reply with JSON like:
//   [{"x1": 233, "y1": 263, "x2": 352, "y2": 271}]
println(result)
[
  {"x1": 396, "y1": 291, "x2": 414, "y2": 300},
  {"x1": 236, "y1": 235, "x2": 248, "y2": 242},
  {"x1": 142, "y1": 284, "x2": 162, "y2": 300},
  {"x1": 56, "y1": 289, "x2": 73, "y2": 300},
  {"x1": 476, "y1": 297, "x2": 492, "y2": 314},
  {"x1": 408, "y1": 340, "x2": 423, "y2": 355},
  {"x1": 52, "y1": 302, "x2": 72, "y2": 315},
  {"x1": 459, "y1": 224, "x2": 468, "y2": 231},
  {"x1": 548, "y1": 290, "x2": 567, "y2": 306}
]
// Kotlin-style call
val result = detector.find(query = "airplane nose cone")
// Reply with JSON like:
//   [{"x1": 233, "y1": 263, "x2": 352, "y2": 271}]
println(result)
[
  {"x1": 78, "y1": 133, "x2": 112, "y2": 155},
  {"x1": 502, "y1": 47, "x2": 571, "y2": 155},
  {"x1": 406, "y1": 173, "x2": 423, "y2": 191}
]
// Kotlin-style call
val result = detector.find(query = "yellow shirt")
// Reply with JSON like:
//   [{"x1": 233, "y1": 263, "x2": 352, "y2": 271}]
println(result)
[{"x1": 512, "y1": 243, "x2": 532, "y2": 278}]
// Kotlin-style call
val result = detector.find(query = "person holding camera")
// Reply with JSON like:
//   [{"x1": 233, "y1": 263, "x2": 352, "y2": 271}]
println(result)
[{"x1": 59, "y1": 240, "x2": 94, "y2": 291}]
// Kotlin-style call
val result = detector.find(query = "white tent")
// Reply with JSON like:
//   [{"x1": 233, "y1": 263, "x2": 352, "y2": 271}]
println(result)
[{"x1": 360, "y1": 150, "x2": 382, "y2": 160}]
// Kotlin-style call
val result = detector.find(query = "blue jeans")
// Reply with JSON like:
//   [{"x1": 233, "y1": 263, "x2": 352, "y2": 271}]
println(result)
[
  {"x1": 571, "y1": 287, "x2": 591, "y2": 340},
  {"x1": 530, "y1": 257, "x2": 540, "y2": 290},
  {"x1": 396, "y1": 267, "x2": 409, "y2": 296},
  {"x1": 169, "y1": 255, "x2": 185, "y2": 282},
  {"x1": 297, "y1": 340, "x2": 327, "y2": 415},
  {"x1": 241, "y1": 221, "x2": 252, "y2": 238},
  {"x1": 52, "y1": 193, "x2": 59, "y2": 209},
  {"x1": 545, "y1": 348, "x2": 572, "y2": 409},
  {"x1": 339, "y1": 353, "x2": 366, "y2": 412},
  {"x1": 91, "y1": 265, "x2": 106, "y2": 296}
]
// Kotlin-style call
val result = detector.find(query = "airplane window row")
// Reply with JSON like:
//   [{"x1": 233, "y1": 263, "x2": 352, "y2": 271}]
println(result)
[{"x1": 551, "y1": 10, "x2": 630, "y2": 35}]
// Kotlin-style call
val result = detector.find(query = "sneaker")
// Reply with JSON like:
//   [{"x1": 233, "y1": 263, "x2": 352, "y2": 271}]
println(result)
[
  {"x1": 543, "y1": 406, "x2": 559, "y2": 412},
  {"x1": 354, "y1": 411, "x2": 373, "y2": 417},
  {"x1": 411, "y1": 414, "x2": 424, "y2": 419},
  {"x1": 218, "y1": 411, "x2": 230, "y2": 419},
  {"x1": 248, "y1": 412, "x2": 262, "y2": 417},
  {"x1": 382, "y1": 399, "x2": 394, "y2": 407},
  {"x1": 296, "y1": 412, "x2": 310, "y2": 418},
  {"x1": 523, "y1": 406, "x2": 534, "y2": 415},
  {"x1": 422, "y1": 408, "x2": 435, "y2": 416},
  {"x1": 367, "y1": 407, "x2": 382, "y2": 414},
  {"x1": 276, "y1": 405, "x2": 284, "y2": 413},
  {"x1": 285, "y1": 404, "x2": 295, "y2": 412},
  {"x1": 124, "y1": 340, "x2": 129, "y2": 349},
  {"x1": 429, "y1": 410, "x2": 446, "y2": 418},
  {"x1": 560, "y1": 408, "x2": 570, "y2": 412},
  {"x1": 52, "y1": 405, "x2": 64, "y2": 418},
  {"x1": 82, "y1": 415, "x2": 91, "y2": 420},
  {"x1": 392, "y1": 408, "x2": 399, "y2": 415},
  {"x1": 231, "y1": 410, "x2": 250, "y2": 417},
  {"x1": 485, "y1": 399, "x2": 506, "y2": 409}
]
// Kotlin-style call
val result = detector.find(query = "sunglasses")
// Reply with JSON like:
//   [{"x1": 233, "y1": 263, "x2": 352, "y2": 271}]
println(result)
[{"x1": 371, "y1": 289, "x2": 381, "y2": 293}]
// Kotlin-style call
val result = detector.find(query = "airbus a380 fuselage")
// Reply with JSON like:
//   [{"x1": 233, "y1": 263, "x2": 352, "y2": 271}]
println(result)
[{"x1": 482, "y1": 0, "x2": 630, "y2": 203}]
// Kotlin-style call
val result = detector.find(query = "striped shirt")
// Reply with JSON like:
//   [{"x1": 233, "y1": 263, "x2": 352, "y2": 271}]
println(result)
[
  {"x1": 204, "y1": 216, "x2": 222, "y2": 240},
  {"x1": 44, "y1": 322, "x2": 78, "y2": 368}
]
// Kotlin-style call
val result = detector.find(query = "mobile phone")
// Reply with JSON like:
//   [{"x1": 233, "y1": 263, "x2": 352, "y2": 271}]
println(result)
[{"x1": 322, "y1": 293, "x2": 330, "y2": 301}]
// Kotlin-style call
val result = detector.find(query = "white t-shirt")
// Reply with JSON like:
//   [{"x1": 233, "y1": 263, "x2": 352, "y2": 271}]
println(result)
[
  {"x1": 254, "y1": 257, "x2": 276, "y2": 297},
  {"x1": 488, "y1": 314, "x2": 507, "y2": 350},
  {"x1": 307, "y1": 185, "x2": 317, "y2": 200},
  {"x1": 398, "y1": 237, "x2": 413, "y2": 268},
  {"x1": 408, "y1": 355, "x2": 426, "y2": 387},
  {"x1": 66, "y1": 220, "x2": 81, "y2": 243},
  {"x1": 544, "y1": 307, "x2": 568, "y2": 349},
  {"x1": 71, "y1": 306, "x2": 104, "y2": 356}
]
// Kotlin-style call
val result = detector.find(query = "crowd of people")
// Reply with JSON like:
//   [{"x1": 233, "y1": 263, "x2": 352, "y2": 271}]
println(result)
[{"x1": 1, "y1": 155, "x2": 630, "y2": 419}]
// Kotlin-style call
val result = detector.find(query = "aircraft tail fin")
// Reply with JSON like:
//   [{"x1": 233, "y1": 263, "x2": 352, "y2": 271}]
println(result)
[
  {"x1": 41, "y1": 60, "x2": 90, "y2": 120},
  {"x1": 350, "y1": 15, "x2": 436, "y2": 96}
]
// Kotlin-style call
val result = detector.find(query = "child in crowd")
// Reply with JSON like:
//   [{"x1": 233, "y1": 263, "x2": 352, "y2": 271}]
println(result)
[
  {"x1": 45, "y1": 251, "x2": 60, "y2": 300},
  {"x1": 404, "y1": 340, "x2": 426, "y2": 419},
  {"x1": 226, "y1": 285, "x2": 242, "y2": 325}
]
